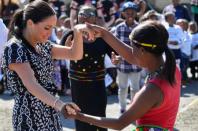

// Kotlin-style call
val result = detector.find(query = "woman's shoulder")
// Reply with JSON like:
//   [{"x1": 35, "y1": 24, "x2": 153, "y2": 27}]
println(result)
[
  {"x1": 6, "y1": 37, "x2": 23, "y2": 48},
  {"x1": 37, "y1": 41, "x2": 53, "y2": 54}
]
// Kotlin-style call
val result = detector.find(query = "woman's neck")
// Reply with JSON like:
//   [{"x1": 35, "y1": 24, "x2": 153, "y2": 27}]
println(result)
[
  {"x1": 147, "y1": 56, "x2": 164, "y2": 73},
  {"x1": 22, "y1": 29, "x2": 37, "y2": 48}
]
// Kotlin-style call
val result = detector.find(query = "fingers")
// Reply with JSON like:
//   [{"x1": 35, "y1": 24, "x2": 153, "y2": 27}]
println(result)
[
  {"x1": 65, "y1": 103, "x2": 81, "y2": 115},
  {"x1": 60, "y1": 103, "x2": 80, "y2": 119},
  {"x1": 111, "y1": 52, "x2": 117, "y2": 65},
  {"x1": 69, "y1": 103, "x2": 81, "y2": 112},
  {"x1": 60, "y1": 104, "x2": 69, "y2": 118},
  {"x1": 85, "y1": 22, "x2": 101, "y2": 39},
  {"x1": 66, "y1": 105, "x2": 77, "y2": 115},
  {"x1": 111, "y1": 52, "x2": 115, "y2": 58},
  {"x1": 111, "y1": 52, "x2": 120, "y2": 65}
]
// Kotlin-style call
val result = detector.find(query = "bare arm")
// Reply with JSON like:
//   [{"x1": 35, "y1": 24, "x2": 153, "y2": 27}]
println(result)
[
  {"x1": 9, "y1": 62, "x2": 64, "y2": 110},
  {"x1": 70, "y1": 0, "x2": 78, "y2": 29},
  {"x1": 52, "y1": 24, "x2": 84, "y2": 60},
  {"x1": 88, "y1": 24, "x2": 136, "y2": 64},
  {"x1": 70, "y1": 9, "x2": 77, "y2": 29},
  {"x1": 73, "y1": 83, "x2": 163, "y2": 130},
  {"x1": 9, "y1": 62, "x2": 80, "y2": 115},
  {"x1": 137, "y1": 0, "x2": 147, "y2": 18}
]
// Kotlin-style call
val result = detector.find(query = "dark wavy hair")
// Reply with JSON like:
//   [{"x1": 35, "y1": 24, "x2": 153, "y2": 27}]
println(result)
[
  {"x1": 8, "y1": 0, "x2": 56, "y2": 38},
  {"x1": 129, "y1": 21, "x2": 176, "y2": 85}
]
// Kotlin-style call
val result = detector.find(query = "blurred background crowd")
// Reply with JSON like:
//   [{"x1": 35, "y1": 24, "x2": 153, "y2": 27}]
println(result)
[{"x1": 0, "y1": 0, "x2": 198, "y2": 106}]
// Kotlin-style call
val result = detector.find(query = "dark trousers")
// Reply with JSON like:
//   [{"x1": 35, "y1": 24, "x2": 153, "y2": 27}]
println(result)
[
  {"x1": 70, "y1": 79, "x2": 107, "y2": 131},
  {"x1": 189, "y1": 60, "x2": 198, "y2": 80},
  {"x1": 180, "y1": 53, "x2": 190, "y2": 81},
  {"x1": 172, "y1": 49, "x2": 181, "y2": 60},
  {"x1": 194, "y1": 13, "x2": 198, "y2": 25}
]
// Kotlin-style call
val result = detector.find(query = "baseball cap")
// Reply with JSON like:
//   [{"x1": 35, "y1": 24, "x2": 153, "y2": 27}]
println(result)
[{"x1": 121, "y1": 1, "x2": 139, "y2": 12}]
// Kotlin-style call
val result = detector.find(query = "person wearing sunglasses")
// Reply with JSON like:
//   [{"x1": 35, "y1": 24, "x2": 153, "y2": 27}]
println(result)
[{"x1": 60, "y1": 4, "x2": 114, "y2": 131}]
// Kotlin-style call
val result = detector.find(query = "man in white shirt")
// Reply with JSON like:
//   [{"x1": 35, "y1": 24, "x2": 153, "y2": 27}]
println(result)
[
  {"x1": 176, "y1": 19, "x2": 191, "y2": 83},
  {"x1": 163, "y1": 12, "x2": 184, "y2": 69}
]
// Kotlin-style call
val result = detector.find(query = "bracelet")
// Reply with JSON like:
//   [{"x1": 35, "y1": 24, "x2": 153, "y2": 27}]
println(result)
[{"x1": 53, "y1": 98, "x2": 59, "y2": 109}]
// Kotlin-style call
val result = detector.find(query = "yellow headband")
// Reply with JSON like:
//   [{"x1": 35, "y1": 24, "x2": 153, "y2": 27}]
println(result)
[{"x1": 132, "y1": 40, "x2": 157, "y2": 49}]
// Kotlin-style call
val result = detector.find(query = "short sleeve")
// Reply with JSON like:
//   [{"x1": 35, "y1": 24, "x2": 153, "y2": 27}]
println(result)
[
  {"x1": 36, "y1": 41, "x2": 53, "y2": 57},
  {"x1": 2, "y1": 43, "x2": 29, "y2": 68}
]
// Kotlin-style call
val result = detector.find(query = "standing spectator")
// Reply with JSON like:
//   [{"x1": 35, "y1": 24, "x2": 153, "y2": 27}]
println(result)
[
  {"x1": 188, "y1": 21, "x2": 198, "y2": 80},
  {"x1": 0, "y1": 0, "x2": 19, "y2": 26},
  {"x1": 69, "y1": 20, "x2": 181, "y2": 131},
  {"x1": 115, "y1": 0, "x2": 147, "y2": 19},
  {"x1": 191, "y1": 0, "x2": 198, "y2": 24},
  {"x1": 49, "y1": 0, "x2": 66, "y2": 18},
  {"x1": 57, "y1": 14, "x2": 67, "y2": 28},
  {"x1": 0, "y1": 18, "x2": 8, "y2": 58},
  {"x1": 100, "y1": 0, "x2": 116, "y2": 28},
  {"x1": 0, "y1": 18, "x2": 8, "y2": 94},
  {"x1": 139, "y1": 10, "x2": 159, "y2": 23},
  {"x1": 61, "y1": 5, "x2": 113, "y2": 131},
  {"x1": 70, "y1": 0, "x2": 106, "y2": 29},
  {"x1": 176, "y1": 19, "x2": 192, "y2": 84},
  {"x1": 163, "y1": 0, "x2": 191, "y2": 21},
  {"x1": 164, "y1": 12, "x2": 184, "y2": 69},
  {"x1": 1, "y1": 1, "x2": 88, "y2": 130},
  {"x1": 112, "y1": 1, "x2": 141, "y2": 114}
]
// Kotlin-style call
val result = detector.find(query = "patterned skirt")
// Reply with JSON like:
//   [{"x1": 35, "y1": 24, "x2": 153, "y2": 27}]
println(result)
[{"x1": 132, "y1": 125, "x2": 169, "y2": 131}]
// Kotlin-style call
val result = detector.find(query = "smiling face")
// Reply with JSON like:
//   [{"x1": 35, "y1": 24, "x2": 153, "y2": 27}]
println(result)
[
  {"x1": 122, "y1": 8, "x2": 137, "y2": 24},
  {"x1": 28, "y1": 15, "x2": 57, "y2": 43}
]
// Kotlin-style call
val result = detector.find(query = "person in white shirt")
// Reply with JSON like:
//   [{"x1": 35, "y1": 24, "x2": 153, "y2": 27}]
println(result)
[
  {"x1": 0, "y1": 18, "x2": 8, "y2": 59},
  {"x1": 188, "y1": 21, "x2": 198, "y2": 80},
  {"x1": 176, "y1": 19, "x2": 192, "y2": 83},
  {"x1": 0, "y1": 18, "x2": 8, "y2": 94},
  {"x1": 163, "y1": 12, "x2": 184, "y2": 69}
]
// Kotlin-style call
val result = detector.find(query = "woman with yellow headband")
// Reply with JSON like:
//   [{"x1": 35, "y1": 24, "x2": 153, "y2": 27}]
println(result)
[{"x1": 68, "y1": 20, "x2": 181, "y2": 131}]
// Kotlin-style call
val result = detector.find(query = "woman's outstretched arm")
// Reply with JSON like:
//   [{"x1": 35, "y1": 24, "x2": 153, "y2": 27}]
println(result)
[
  {"x1": 86, "y1": 23, "x2": 136, "y2": 64},
  {"x1": 52, "y1": 24, "x2": 86, "y2": 60},
  {"x1": 70, "y1": 83, "x2": 162, "y2": 130}
]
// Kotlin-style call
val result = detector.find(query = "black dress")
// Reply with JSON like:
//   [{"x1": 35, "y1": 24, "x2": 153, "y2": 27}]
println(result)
[{"x1": 2, "y1": 37, "x2": 62, "y2": 131}]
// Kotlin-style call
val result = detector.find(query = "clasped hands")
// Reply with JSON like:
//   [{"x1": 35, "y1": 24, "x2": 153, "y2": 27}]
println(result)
[
  {"x1": 74, "y1": 23, "x2": 104, "y2": 41},
  {"x1": 60, "y1": 102, "x2": 81, "y2": 118}
]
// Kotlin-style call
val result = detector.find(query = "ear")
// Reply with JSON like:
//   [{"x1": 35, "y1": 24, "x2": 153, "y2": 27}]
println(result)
[{"x1": 27, "y1": 19, "x2": 34, "y2": 27}]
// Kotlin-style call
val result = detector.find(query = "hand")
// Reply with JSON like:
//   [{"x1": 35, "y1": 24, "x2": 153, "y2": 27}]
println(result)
[
  {"x1": 86, "y1": 22, "x2": 104, "y2": 38},
  {"x1": 60, "y1": 102, "x2": 81, "y2": 118},
  {"x1": 67, "y1": 111, "x2": 81, "y2": 119},
  {"x1": 111, "y1": 52, "x2": 121, "y2": 65},
  {"x1": 74, "y1": 24, "x2": 96, "y2": 41}
]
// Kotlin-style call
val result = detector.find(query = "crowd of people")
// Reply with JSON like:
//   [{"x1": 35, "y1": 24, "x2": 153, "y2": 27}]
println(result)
[{"x1": 0, "y1": 0, "x2": 198, "y2": 131}]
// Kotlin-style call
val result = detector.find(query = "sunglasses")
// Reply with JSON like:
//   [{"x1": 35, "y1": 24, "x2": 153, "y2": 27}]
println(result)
[{"x1": 78, "y1": 12, "x2": 96, "y2": 18}]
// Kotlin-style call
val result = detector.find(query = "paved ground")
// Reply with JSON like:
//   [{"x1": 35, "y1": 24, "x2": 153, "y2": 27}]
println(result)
[{"x1": 0, "y1": 80, "x2": 198, "y2": 131}]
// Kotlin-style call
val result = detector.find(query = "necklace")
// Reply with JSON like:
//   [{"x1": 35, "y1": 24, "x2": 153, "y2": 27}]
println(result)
[{"x1": 144, "y1": 65, "x2": 163, "y2": 84}]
